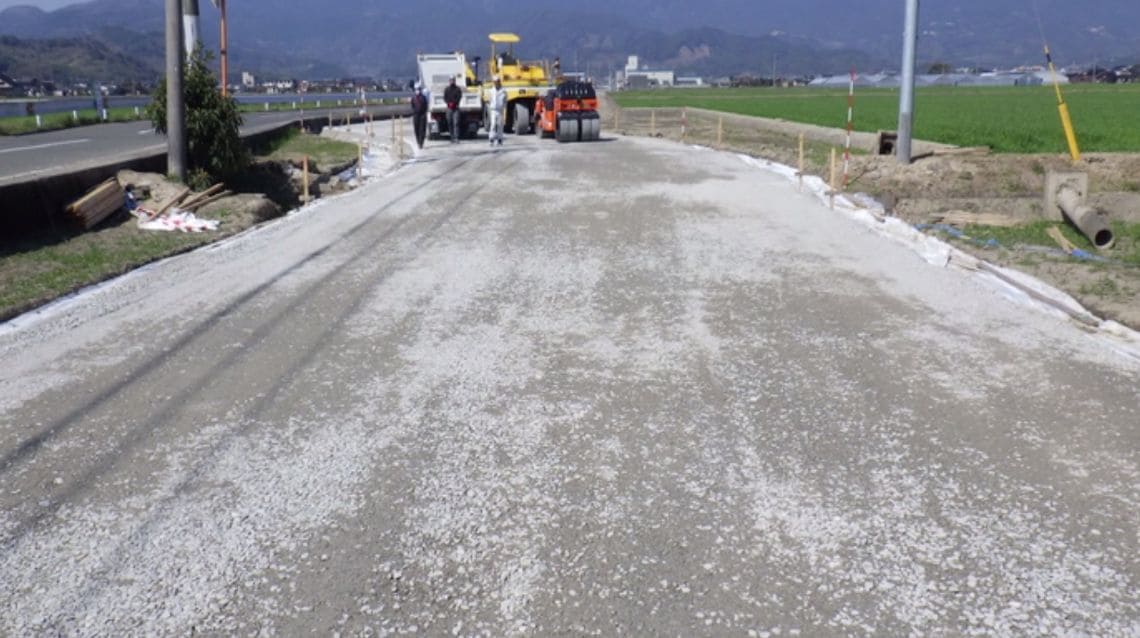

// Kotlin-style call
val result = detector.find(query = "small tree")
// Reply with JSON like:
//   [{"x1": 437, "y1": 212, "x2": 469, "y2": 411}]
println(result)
[{"x1": 148, "y1": 48, "x2": 248, "y2": 185}]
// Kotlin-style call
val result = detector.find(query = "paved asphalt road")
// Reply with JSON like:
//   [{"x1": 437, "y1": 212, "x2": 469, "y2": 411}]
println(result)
[
  {"x1": 0, "y1": 105, "x2": 407, "y2": 186},
  {"x1": 0, "y1": 131, "x2": 1137, "y2": 635}
]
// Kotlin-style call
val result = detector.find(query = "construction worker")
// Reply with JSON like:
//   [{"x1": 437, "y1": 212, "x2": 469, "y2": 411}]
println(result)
[
  {"x1": 443, "y1": 77, "x2": 462, "y2": 143},
  {"x1": 411, "y1": 84, "x2": 428, "y2": 149},
  {"x1": 488, "y1": 78, "x2": 507, "y2": 147}
]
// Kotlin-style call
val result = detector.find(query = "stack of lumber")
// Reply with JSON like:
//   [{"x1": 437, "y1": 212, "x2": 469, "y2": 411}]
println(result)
[{"x1": 65, "y1": 178, "x2": 125, "y2": 229}]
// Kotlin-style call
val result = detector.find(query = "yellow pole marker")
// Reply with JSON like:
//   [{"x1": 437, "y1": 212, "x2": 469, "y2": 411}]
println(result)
[{"x1": 1045, "y1": 46, "x2": 1080, "y2": 163}]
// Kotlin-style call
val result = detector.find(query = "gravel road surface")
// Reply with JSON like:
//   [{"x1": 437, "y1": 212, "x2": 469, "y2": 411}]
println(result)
[{"x1": 1, "y1": 132, "x2": 1137, "y2": 635}]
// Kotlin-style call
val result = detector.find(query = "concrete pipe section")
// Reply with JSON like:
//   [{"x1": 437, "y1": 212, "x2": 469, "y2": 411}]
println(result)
[{"x1": 1057, "y1": 186, "x2": 1116, "y2": 249}]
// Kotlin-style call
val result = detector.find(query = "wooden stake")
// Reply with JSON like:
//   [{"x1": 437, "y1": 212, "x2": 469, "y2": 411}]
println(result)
[
  {"x1": 180, "y1": 183, "x2": 225, "y2": 209},
  {"x1": 185, "y1": 190, "x2": 233, "y2": 212},
  {"x1": 156, "y1": 186, "x2": 192, "y2": 216},
  {"x1": 650, "y1": 110, "x2": 656, "y2": 136},
  {"x1": 302, "y1": 155, "x2": 310, "y2": 203},
  {"x1": 717, "y1": 116, "x2": 724, "y2": 148},
  {"x1": 828, "y1": 148, "x2": 838, "y2": 209},
  {"x1": 797, "y1": 133, "x2": 805, "y2": 191},
  {"x1": 614, "y1": 108, "x2": 620, "y2": 131},
  {"x1": 358, "y1": 143, "x2": 363, "y2": 171}
]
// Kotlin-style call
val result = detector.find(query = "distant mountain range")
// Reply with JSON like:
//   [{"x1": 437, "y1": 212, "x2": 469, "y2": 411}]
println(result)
[{"x1": 1, "y1": 0, "x2": 1136, "y2": 84}]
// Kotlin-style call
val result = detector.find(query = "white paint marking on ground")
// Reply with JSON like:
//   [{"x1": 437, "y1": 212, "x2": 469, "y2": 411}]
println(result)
[{"x1": 0, "y1": 139, "x2": 90, "y2": 155}]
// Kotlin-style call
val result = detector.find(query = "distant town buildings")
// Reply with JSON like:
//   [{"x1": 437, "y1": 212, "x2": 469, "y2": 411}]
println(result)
[
  {"x1": 0, "y1": 72, "x2": 18, "y2": 97},
  {"x1": 241, "y1": 72, "x2": 256, "y2": 89},
  {"x1": 619, "y1": 55, "x2": 675, "y2": 89}
]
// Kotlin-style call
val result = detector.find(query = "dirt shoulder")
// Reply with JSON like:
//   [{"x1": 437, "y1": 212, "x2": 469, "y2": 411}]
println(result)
[
  {"x1": 602, "y1": 96, "x2": 1140, "y2": 329},
  {"x1": 0, "y1": 131, "x2": 363, "y2": 322}
]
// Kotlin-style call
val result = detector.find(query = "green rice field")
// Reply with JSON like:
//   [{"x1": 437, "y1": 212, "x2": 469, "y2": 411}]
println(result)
[{"x1": 613, "y1": 84, "x2": 1140, "y2": 153}]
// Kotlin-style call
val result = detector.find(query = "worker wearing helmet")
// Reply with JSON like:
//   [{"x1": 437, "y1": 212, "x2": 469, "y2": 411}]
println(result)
[
  {"x1": 411, "y1": 84, "x2": 428, "y2": 149},
  {"x1": 488, "y1": 78, "x2": 507, "y2": 147}
]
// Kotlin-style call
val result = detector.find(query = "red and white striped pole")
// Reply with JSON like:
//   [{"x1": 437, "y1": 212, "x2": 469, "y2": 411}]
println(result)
[{"x1": 843, "y1": 67, "x2": 856, "y2": 189}]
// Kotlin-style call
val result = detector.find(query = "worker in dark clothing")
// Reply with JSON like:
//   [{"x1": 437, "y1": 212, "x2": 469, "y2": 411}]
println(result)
[
  {"x1": 443, "y1": 77, "x2": 463, "y2": 143},
  {"x1": 411, "y1": 84, "x2": 428, "y2": 149}
]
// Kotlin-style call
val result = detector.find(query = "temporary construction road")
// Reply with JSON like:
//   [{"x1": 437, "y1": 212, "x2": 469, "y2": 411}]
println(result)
[{"x1": 0, "y1": 129, "x2": 1137, "y2": 635}]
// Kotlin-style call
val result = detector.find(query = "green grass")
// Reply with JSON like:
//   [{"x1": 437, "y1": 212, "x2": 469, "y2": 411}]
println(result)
[
  {"x1": 613, "y1": 84, "x2": 1140, "y2": 153},
  {"x1": 0, "y1": 106, "x2": 147, "y2": 135},
  {"x1": 0, "y1": 227, "x2": 218, "y2": 319},
  {"x1": 965, "y1": 220, "x2": 1080, "y2": 246},
  {"x1": 0, "y1": 98, "x2": 402, "y2": 135},
  {"x1": 949, "y1": 219, "x2": 1140, "y2": 267},
  {"x1": 261, "y1": 128, "x2": 359, "y2": 170}
]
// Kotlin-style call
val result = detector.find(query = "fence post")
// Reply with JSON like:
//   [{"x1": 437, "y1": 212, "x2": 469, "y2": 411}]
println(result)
[
  {"x1": 828, "y1": 148, "x2": 838, "y2": 209},
  {"x1": 302, "y1": 155, "x2": 310, "y2": 203}
]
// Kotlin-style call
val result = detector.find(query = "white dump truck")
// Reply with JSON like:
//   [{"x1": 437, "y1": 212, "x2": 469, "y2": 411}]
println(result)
[{"x1": 416, "y1": 52, "x2": 484, "y2": 139}]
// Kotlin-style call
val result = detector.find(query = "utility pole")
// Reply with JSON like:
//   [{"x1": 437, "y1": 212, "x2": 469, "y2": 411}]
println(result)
[
  {"x1": 182, "y1": 0, "x2": 200, "y2": 58},
  {"x1": 897, "y1": 0, "x2": 919, "y2": 164},
  {"x1": 212, "y1": 0, "x2": 229, "y2": 95},
  {"x1": 166, "y1": 0, "x2": 187, "y2": 181}
]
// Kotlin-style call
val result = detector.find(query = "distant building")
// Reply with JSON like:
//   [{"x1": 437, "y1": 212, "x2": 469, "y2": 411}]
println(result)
[
  {"x1": 242, "y1": 72, "x2": 256, "y2": 89},
  {"x1": 808, "y1": 70, "x2": 1056, "y2": 89},
  {"x1": 620, "y1": 54, "x2": 675, "y2": 88},
  {"x1": 0, "y1": 72, "x2": 19, "y2": 97},
  {"x1": 675, "y1": 76, "x2": 705, "y2": 87}
]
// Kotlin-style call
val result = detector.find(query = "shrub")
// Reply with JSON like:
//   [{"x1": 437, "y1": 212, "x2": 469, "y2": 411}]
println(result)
[{"x1": 148, "y1": 48, "x2": 248, "y2": 182}]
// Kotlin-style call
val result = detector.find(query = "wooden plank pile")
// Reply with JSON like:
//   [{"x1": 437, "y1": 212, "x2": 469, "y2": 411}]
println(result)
[
  {"x1": 66, "y1": 179, "x2": 232, "y2": 228},
  {"x1": 129, "y1": 183, "x2": 234, "y2": 221},
  {"x1": 65, "y1": 178, "x2": 125, "y2": 229}
]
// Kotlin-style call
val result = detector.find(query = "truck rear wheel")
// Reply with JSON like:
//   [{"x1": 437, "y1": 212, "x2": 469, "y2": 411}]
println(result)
[{"x1": 514, "y1": 103, "x2": 530, "y2": 135}]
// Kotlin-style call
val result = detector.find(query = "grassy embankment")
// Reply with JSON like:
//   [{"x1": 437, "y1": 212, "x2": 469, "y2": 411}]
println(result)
[
  {"x1": 0, "y1": 99, "x2": 405, "y2": 135},
  {"x1": 0, "y1": 130, "x2": 359, "y2": 321}
]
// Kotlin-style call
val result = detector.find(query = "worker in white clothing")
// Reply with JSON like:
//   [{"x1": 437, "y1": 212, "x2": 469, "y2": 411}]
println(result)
[{"x1": 488, "y1": 78, "x2": 507, "y2": 147}]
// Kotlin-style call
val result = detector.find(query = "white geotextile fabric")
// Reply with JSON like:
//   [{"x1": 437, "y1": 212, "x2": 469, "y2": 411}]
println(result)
[
  {"x1": 733, "y1": 151, "x2": 1140, "y2": 364},
  {"x1": 136, "y1": 209, "x2": 220, "y2": 233}
]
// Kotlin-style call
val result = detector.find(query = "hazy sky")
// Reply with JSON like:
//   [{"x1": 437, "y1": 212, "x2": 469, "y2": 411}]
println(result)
[{"x1": 0, "y1": 0, "x2": 76, "y2": 10}]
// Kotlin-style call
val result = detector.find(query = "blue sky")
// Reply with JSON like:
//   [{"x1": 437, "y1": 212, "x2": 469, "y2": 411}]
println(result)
[{"x1": 0, "y1": 0, "x2": 76, "y2": 10}]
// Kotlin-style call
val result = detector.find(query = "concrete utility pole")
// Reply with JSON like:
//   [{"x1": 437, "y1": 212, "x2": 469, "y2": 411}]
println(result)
[
  {"x1": 166, "y1": 0, "x2": 187, "y2": 181},
  {"x1": 897, "y1": 0, "x2": 919, "y2": 164},
  {"x1": 183, "y1": 0, "x2": 200, "y2": 58}
]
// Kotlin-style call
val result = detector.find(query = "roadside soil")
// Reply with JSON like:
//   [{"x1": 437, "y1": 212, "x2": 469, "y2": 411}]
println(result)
[
  {"x1": 0, "y1": 142, "x2": 360, "y2": 322},
  {"x1": 602, "y1": 97, "x2": 1140, "y2": 329}
]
